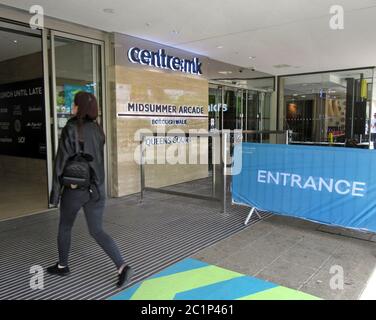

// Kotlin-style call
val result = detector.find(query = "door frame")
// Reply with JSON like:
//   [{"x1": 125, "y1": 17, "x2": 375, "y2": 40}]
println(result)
[
  {"x1": 0, "y1": 12, "x2": 109, "y2": 216},
  {"x1": 42, "y1": 28, "x2": 53, "y2": 205},
  {"x1": 47, "y1": 30, "x2": 107, "y2": 206},
  {"x1": 209, "y1": 81, "x2": 269, "y2": 131}
]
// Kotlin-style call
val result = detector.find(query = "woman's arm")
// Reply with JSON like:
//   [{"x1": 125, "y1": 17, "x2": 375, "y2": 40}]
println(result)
[{"x1": 49, "y1": 125, "x2": 76, "y2": 206}]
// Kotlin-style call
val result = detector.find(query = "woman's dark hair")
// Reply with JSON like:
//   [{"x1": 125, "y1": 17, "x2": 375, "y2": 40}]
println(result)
[
  {"x1": 73, "y1": 91, "x2": 105, "y2": 142},
  {"x1": 74, "y1": 91, "x2": 98, "y2": 121}
]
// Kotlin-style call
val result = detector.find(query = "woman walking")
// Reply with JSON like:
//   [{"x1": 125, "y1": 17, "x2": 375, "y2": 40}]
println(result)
[{"x1": 48, "y1": 91, "x2": 133, "y2": 287}]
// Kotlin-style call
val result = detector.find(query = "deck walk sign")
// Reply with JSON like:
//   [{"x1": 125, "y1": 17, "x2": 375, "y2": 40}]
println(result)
[{"x1": 232, "y1": 143, "x2": 376, "y2": 232}]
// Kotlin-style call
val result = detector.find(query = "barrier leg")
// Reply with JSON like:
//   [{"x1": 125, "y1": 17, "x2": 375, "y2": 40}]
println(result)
[
  {"x1": 244, "y1": 207, "x2": 262, "y2": 225},
  {"x1": 222, "y1": 132, "x2": 227, "y2": 214},
  {"x1": 140, "y1": 136, "x2": 145, "y2": 204}
]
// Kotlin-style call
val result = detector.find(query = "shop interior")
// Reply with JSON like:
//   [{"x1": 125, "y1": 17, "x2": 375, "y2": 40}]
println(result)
[
  {"x1": 280, "y1": 68, "x2": 375, "y2": 146},
  {"x1": 0, "y1": 21, "x2": 47, "y2": 220}
]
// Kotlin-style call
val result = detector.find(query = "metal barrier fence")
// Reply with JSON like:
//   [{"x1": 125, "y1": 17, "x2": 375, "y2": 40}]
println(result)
[{"x1": 139, "y1": 130, "x2": 289, "y2": 214}]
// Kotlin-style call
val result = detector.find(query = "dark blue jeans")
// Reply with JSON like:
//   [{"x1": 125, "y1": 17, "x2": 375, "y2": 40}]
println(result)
[{"x1": 57, "y1": 184, "x2": 124, "y2": 269}]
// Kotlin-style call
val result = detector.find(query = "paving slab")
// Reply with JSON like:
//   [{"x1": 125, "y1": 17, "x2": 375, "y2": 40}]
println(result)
[{"x1": 192, "y1": 213, "x2": 376, "y2": 299}]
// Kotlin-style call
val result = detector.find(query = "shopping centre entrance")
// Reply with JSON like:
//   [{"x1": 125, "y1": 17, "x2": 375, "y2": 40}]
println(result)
[
  {"x1": 0, "y1": 19, "x2": 104, "y2": 220},
  {"x1": 208, "y1": 82, "x2": 272, "y2": 135},
  {"x1": 0, "y1": 21, "x2": 47, "y2": 220}
]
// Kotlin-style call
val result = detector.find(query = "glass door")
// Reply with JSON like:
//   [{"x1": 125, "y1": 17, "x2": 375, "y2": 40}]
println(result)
[
  {"x1": 243, "y1": 90, "x2": 272, "y2": 142},
  {"x1": 51, "y1": 32, "x2": 104, "y2": 149},
  {"x1": 244, "y1": 90, "x2": 259, "y2": 142},
  {"x1": 49, "y1": 31, "x2": 105, "y2": 199},
  {"x1": 245, "y1": 90, "x2": 260, "y2": 131},
  {"x1": 208, "y1": 84, "x2": 223, "y2": 131},
  {"x1": 0, "y1": 20, "x2": 49, "y2": 220},
  {"x1": 223, "y1": 87, "x2": 244, "y2": 130},
  {"x1": 260, "y1": 91, "x2": 272, "y2": 142}
]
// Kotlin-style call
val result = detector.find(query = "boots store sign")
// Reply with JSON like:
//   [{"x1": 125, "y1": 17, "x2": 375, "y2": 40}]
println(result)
[{"x1": 128, "y1": 47, "x2": 203, "y2": 75}]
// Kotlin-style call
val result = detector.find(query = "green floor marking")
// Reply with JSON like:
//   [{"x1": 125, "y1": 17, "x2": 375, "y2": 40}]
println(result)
[
  {"x1": 130, "y1": 265, "x2": 243, "y2": 300},
  {"x1": 238, "y1": 286, "x2": 321, "y2": 300}
]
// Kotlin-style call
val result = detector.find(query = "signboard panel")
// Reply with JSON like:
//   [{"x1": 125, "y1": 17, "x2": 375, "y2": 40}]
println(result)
[
  {"x1": 233, "y1": 143, "x2": 376, "y2": 232},
  {"x1": 0, "y1": 78, "x2": 46, "y2": 159}
]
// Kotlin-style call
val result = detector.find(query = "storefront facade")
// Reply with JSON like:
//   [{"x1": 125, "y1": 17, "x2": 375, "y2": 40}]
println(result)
[
  {"x1": 2, "y1": 5, "x2": 375, "y2": 222},
  {"x1": 278, "y1": 68, "x2": 376, "y2": 146},
  {"x1": 0, "y1": 6, "x2": 211, "y2": 219},
  {"x1": 108, "y1": 33, "x2": 209, "y2": 197}
]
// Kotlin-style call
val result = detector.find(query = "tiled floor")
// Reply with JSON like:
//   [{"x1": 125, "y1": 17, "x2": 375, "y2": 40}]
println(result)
[
  {"x1": 0, "y1": 175, "x2": 48, "y2": 221},
  {"x1": 1, "y1": 176, "x2": 376, "y2": 300},
  {"x1": 191, "y1": 214, "x2": 376, "y2": 300},
  {"x1": 0, "y1": 178, "x2": 270, "y2": 300}
]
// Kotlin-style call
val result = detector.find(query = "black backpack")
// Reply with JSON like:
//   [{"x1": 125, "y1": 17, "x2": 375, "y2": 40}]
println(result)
[{"x1": 62, "y1": 125, "x2": 93, "y2": 188}]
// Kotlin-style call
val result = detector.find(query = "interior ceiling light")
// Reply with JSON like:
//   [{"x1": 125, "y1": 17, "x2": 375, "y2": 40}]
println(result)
[
  {"x1": 217, "y1": 45, "x2": 223, "y2": 49},
  {"x1": 218, "y1": 71, "x2": 232, "y2": 75},
  {"x1": 249, "y1": 56, "x2": 256, "y2": 60},
  {"x1": 103, "y1": 8, "x2": 115, "y2": 14},
  {"x1": 13, "y1": 40, "x2": 18, "y2": 43}
]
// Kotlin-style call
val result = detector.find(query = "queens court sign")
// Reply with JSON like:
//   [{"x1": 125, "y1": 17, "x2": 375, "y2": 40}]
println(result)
[{"x1": 128, "y1": 47, "x2": 203, "y2": 75}]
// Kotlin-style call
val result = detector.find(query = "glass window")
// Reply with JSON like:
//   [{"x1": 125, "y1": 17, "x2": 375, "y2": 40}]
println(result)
[
  {"x1": 279, "y1": 68, "x2": 374, "y2": 147},
  {"x1": 53, "y1": 36, "x2": 102, "y2": 139}
]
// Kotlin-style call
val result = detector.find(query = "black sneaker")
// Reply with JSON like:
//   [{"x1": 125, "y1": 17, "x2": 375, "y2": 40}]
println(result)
[
  {"x1": 117, "y1": 265, "x2": 134, "y2": 288},
  {"x1": 46, "y1": 263, "x2": 70, "y2": 276}
]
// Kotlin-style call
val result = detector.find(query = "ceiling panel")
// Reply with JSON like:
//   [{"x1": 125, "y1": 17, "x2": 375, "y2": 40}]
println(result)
[{"x1": 1, "y1": 0, "x2": 375, "y2": 75}]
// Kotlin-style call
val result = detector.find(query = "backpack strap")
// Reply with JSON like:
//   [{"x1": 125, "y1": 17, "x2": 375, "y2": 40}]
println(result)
[{"x1": 75, "y1": 124, "x2": 83, "y2": 155}]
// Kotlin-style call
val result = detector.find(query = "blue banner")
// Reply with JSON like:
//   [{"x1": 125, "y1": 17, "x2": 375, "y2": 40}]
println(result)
[{"x1": 232, "y1": 143, "x2": 376, "y2": 232}]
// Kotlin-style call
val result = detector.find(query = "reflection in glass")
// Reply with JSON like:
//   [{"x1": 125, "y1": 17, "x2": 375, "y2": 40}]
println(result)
[
  {"x1": 279, "y1": 68, "x2": 375, "y2": 147},
  {"x1": 53, "y1": 37, "x2": 102, "y2": 138}
]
